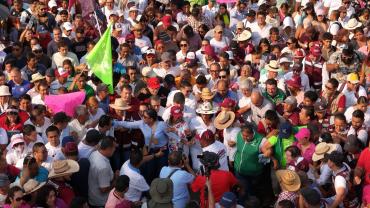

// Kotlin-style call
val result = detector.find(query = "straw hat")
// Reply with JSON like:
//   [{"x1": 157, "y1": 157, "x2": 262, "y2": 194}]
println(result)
[
  {"x1": 312, "y1": 142, "x2": 337, "y2": 162},
  {"x1": 276, "y1": 170, "x2": 301, "y2": 192},
  {"x1": 196, "y1": 102, "x2": 218, "y2": 114},
  {"x1": 201, "y1": 88, "x2": 215, "y2": 100},
  {"x1": 214, "y1": 110, "x2": 235, "y2": 130},
  {"x1": 343, "y1": 18, "x2": 362, "y2": 30},
  {"x1": 48, "y1": 159, "x2": 80, "y2": 178},
  {"x1": 30, "y1": 72, "x2": 46, "y2": 83},
  {"x1": 236, "y1": 30, "x2": 252, "y2": 42},
  {"x1": 23, "y1": 179, "x2": 46, "y2": 194},
  {"x1": 109, "y1": 99, "x2": 131, "y2": 111},
  {"x1": 149, "y1": 178, "x2": 173, "y2": 205},
  {"x1": 0, "y1": 85, "x2": 11, "y2": 96},
  {"x1": 266, "y1": 60, "x2": 280, "y2": 72}
]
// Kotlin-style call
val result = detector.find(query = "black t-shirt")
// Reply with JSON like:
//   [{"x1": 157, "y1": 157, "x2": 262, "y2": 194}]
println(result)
[{"x1": 72, "y1": 37, "x2": 90, "y2": 60}]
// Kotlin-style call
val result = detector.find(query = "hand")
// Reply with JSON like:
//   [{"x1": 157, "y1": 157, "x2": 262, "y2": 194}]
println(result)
[
  {"x1": 73, "y1": 73, "x2": 81, "y2": 82},
  {"x1": 266, "y1": 129, "x2": 279, "y2": 138},
  {"x1": 21, "y1": 167, "x2": 30, "y2": 180},
  {"x1": 139, "y1": 60, "x2": 146, "y2": 65},
  {"x1": 354, "y1": 176, "x2": 362, "y2": 185}
]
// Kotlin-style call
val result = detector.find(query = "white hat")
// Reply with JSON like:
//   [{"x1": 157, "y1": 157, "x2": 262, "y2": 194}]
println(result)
[
  {"x1": 109, "y1": 98, "x2": 131, "y2": 111},
  {"x1": 236, "y1": 30, "x2": 252, "y2": 42},
  {"x1": 141, "y1": 67, "x2": 157, "y2": 77},
  {"x1": 31, "y1": 44, "x2": 42, "y2": 51},
  {"x1": 23, "y1": 179, "x2": 46, "y2": 194},
  {"x1": 48, "y1": 0, "x2": 57, "y2": 8},
  {"x1": 279, "y1": 57, "x2": 292, "y2": 64},
  {"x1": 114, "y1": 23, "x2": 122, "y2": 31},
  {"x1": 30, "y1": 72, "x2": 46, "y2": 83},
  {"x1": 62, "y1": 22, "x2": 73, "y2": 31},
  {"x1": 0, "y1": 85, "x2": 11, "y2": 96},
  {"x1": 129, "y1": 6, "x2": 138, "y2": 12},
  {"x1": 186, "y1": 52, "x2": 195, "y2": 60},
  {"x1": 343, "y1": 18, "x2": 362, "y2": 30},
  {"x1": 225, "y1": 51, "x2": 234, "y2": 60},
  {"x1": 266, "y1": 60, "x2": 280, "y2": 72},
  {"x1": 48, "y1": 160, "x2": 80, "y2": 178},
  {"x1": 316, "y1": 8, "x2": 325, "y2": 16},
  {"x1": 283, "y1": 16, "x2": 294, "y2": 29},
  {"x1": 10, "y1": 134, "x2": 24, "y2": 148},
  {"x1": 196, "y1": 102, "x2": 219, "y2": 114}
]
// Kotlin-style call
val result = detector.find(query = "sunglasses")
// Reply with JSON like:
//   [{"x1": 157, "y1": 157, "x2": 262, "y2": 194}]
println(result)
[
  {"x1": 219, "y1": 75, "x2": 227, "y2": 79},
  {"x1": 180, "y1": 44, "x2": 187, "y2": 47},
  {"x1": 14, "y1": 197, "x2": 24, "y2": 202}
]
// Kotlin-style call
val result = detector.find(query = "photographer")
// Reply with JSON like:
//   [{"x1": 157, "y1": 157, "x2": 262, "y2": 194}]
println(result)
[
  {"x1": 191, "y1": 151, "x2": 238, "y2": 208},
  {"x1": 159, "y1": 151, "x2": 195, "y2": 208}
]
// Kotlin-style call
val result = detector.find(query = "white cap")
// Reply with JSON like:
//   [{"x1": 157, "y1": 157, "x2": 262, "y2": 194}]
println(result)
[
  {"x1": 225, "y1": 51, "x2": 234, "y2": 60},
  {"x1": 142, "y1": 67, "x2": 156, "y2": 77},
  {"x1": 186, "y1": 52, "x2": 195, "y2": 60},
  {"x1": 129, "y1": 6, "x2": 138, "y2": 12},
  {"x1": 283, "y1": 16, "x2": 294, "y2": 29},
  {"x1": 279, "y1": 57, "x2": 292, "y2": 64},
  {"x1": 48, "y1": 0, "x2": 57, "y2": 8},
  {"x1": 62, "y1": 22, "x2": 73, "y2": 31},
  {"x1": 32, "y1": 44, "x2": 42, "y2": 51},
  {"x1": 145, "y1": 48, "x2": 156, "y2": 55}
]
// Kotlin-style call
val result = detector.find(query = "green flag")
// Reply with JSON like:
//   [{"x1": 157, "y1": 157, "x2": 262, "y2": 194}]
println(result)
[{"x1": 86, "y1": 23, "x2": 113, "y2": 93}]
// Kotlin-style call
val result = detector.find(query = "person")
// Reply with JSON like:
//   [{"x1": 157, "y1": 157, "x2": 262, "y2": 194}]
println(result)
[
  {"x1": 34, "y1": 184, "x2": 68, "y2": 208},
  {"x1": 0, "y1": 174, "x2": 10, "y2": 206},
  {"x1": 44, "y1": 125, "x2": 62, "y2": 160},
  {"x1": 6, "y1": 134, "x2": 27, "y2": 169},
  {"x1": 355, "y1": 139, "x2": 370, "y2": 186},
  {"x1": 347, "y1": 110, "x2": 368, "y2": 146},
  {"x1": 311, "y1": 142, "x2": 338, "y2": 187},
  {"x1": 159, "y1": 151, "x2": 195, "y2": 208},
  {"x1": 275, "y1": 169, "x2": 301, "y2": 206},
  {"x1": 250, "y1": 89, "x2": 274, "y2": 125},
  {"x1": 105, "y1": 175, "x2": 131, "y2": 208},
  {"x1": 3, "y1": 186, "x2": 30, "y2": 208},
  {"x1": 88, "y1": 136, "x2": 116, "y2": 207},
  {"x1": 285, "y1": 146, "x2": 309, "y2": 173},
  {"x1": 298, "y1": 187, "x2": 328, "y2": 208},
  {"x1": 262, "y1": 78, "x2": 286, "y2": 106},
  {"x1": 78, "y1": 129, "x2": 102, "y2": 159},
  {"x1": 294, "y1": 128, "x2": 315, "y2": 164}
]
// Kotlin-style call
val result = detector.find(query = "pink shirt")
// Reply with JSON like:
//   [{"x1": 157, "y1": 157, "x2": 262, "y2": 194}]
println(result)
[
  {"x1": 294, "y1": 142, "x2": 316, "y2": 164},
  {"x1": 105, "y1": 189, "x2": 124, "y2": 208}
]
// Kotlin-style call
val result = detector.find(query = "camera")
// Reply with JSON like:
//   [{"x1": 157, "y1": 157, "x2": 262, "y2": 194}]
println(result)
[{"x1": 197, "y1": 151, "x2": 220, "y2": 177}]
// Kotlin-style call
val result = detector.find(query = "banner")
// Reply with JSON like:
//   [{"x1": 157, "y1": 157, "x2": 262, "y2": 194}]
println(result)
[
  {"x1": 45, "y1": 92, "x2": 85, "y2": 117},
  {"x1": 79, "y1": 0, "x2": 95, "y2": 17}
]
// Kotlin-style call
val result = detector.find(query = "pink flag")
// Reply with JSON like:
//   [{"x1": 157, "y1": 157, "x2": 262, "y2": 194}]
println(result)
[
  {"x1": 45, "y1": 92, "x2": 86, "y2": 117},
  {"x1": 79, "y1": 0, "x2": 96, "y2": 17}
]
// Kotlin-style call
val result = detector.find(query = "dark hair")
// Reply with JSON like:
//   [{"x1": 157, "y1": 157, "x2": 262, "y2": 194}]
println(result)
[
  {"x1": 20, "y1": 94, "x2": 31, "y2": 102},
  {"x1": 352, "y1": 109, "x2": 365, "y2": 120},
  {"x1": 357, "y1": 96, "x2": 368, "y2": 105},
  {"x1": 120, "y1": 84, "x2": 132, "y2": 92},
  {"x1": 32, "y1": 142, "x2": 45, "y2": 154},
  {"x1": 265, "y1": 78, "x2": 277, "y2": 86},
  {"x1": 195, "y1": 75, "x2": 207, "y2": 85},
  {"x1": 59, "y1": 9, "x2": 68, "y2": 15},
  {"x1": 130, "y1": 148, "x2": 143, "y2": 166},
  {"x1": 241, "y1": 122, "x2": 254, "y2": 134},
  {"x1": 303, "y1": 91, "x2": 318, "y2": 102},
  {"x1": 45, "y1": 125, "x2": 60, "y2": 136},
  {"x1": 264, "y1": 110, "x2": 279, "y2": 124},
  {"x1": 327, "y1": 151, "x2": 344, "y2": 167},
  {"x1": 115, "y1": 175, "x2": 130, "y2": 192},
  {"x1": 334, "y1": 112, "x2": 346, "y2": 123},
  {"x1": 320, "y1": 132, "x2": 333, "y2": 143},
  {"x1": 35, "y1": 185, "x2": 57, "y2": 207},
  {"x1": 285, "y1": 145, "x2": 301, "y2": 158},
  {"x1": 219, "y1": 52, "x2": 229, "y2": 59},
  {"x1": 5, "y1": 186, "x2": 23, "y2": 204},
  {"x1": 99, "y1": 136, "x2": 115, "y2": 150},
  {"x1": 168, "y1": 151, "x2": 183, "y2": 166},
  {"x1": 70, "y1": 197, "x2": 87, "y2": 208},
  {"x1": 328, "y1": 78, "x2": 339, "y2": 89},
  {"x1": 183, "y1": 25, "x2": 194, "y2": 37},
  {"x1": 57, "y1": 41, "x2": 68, "y2": 49},
  {"x1": 144, "y1": 109, "x2": 158, "y2": 120},
  {"x1": 173, "y1": 92, "x2": 185, "y2": 105},
  {"x1": 23, "y1": 155, "x2": 37, "y2": 166},
  {"x1": 180, "y1": 81, "x2": 192, "y2": 89},
  {"x1": 302, "y1": 106, "x2": 315, "y2": 120},
  {"x1": 98, "y1": 115, "x2": 112, "y2": 128},
  {"x1": 270, "y1": 27, "x2": 279, "y2": 34},
  {"x1": 277, "y1": 200, "x2": 295, "y2": 208},
  {"x1": 26, "y1": 52, "x2": 36, "y2": 61},
  {"x1": 322, "y1": 32, "x2": 333, "y2": 40},
  {"x1": 22, "y1": 124, "x2": 36, "y2": 136}
]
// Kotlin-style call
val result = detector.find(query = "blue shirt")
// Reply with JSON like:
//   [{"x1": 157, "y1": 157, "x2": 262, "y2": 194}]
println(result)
[
  {"x1": 8, "y1": 80, "x2": 31, "y2": 99},
  {"x1": 16, "y1": 166, "x2": 49, "y2": 183},
  {"x1": 213, "y1": 90, "x2": 238, "y2": 104},
  {"x1": 159, "y1": 166, "x2": 194, "y2": 208}
]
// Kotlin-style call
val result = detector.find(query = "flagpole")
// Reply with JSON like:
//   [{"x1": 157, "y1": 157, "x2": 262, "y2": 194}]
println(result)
[{"x1": 93, "y1": 11, "x2": 102, "y2": 37}]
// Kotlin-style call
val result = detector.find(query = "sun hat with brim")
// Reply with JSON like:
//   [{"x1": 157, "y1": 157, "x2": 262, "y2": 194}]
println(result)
[
  {"x1": 48, "y1": 159, "x2": 80, "y2": 178},
  {"x1": 201, "y1": 88, "x2": 216, "y2": 100},
  {"x1": 312, "y1": 142, "x2": 337, "y2": 162},
  {"x1": 196, "y1": 102, "x2": 218, "y2": 114},
  {"x1": 149, "y1": 178, "x2": 173, "y2": 204},
  {"x1": 0, "y1": 85, "x2": 11, "y2": 96},
  {"x1": 23, "y1": 179, "x2": 46, "y2": 195},
  {"x1": 347, "y1": 73, "x2": 360, "y2": 84},
  {"x1": 276, "y1": 170, "x2": 301, "y2": 192},
  {"x1": 30, "y1": 72, "x2": 46, "y2": 83},
  {"x1": 10, "y1": 134, "x2": 24, "y2": 148},
  {"x1": 279, "y1": 57, "x2": 293, "y2": 64},
  {"x1": 109, "y1": 98, "x2": 131, "y2": 111},
  {"x1": 214, "y1": 110, "x2": 235, "y2": 130},
  {"x1": 237, "y1": 30, "x2": 252, "y2": 42},
  {"x1": 343, "y1": 18, "x2": 362, "y2": 30},
  {"x1": 266, "y1": 60, "x2": 280, "y2": 72}
]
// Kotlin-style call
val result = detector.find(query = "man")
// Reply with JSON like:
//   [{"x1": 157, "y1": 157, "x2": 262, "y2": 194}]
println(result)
[
  {"x1": 340, "y1": 73, "x2": 367, "y2": 108},
  {"x1": 262, "y1": 78, "x2": 286, "y2": 106},
  {"x1": 153, "y1": 52, "x2": 180, "y2": 78},
  {"x1": 355, "y1": 135, "x2": 370, "y2": 186},
  {"x1": 279, "y1": 96, "x2": 300, "y2": 126},
  {"x1": 15, "y1": 156, "x2": 48, "y2": 187},
  {"x1": 32, "y1": 142, "x2": 52, "y2": 171},
  {"x1": 22, "y1": 124, "x2": 45, "y2": 152},
  {"x1": 250, "y1": 89, "x2": 274, "y2": 125},
  {"x1": 105, "y1": 175, "x2": 131, "y2": 208},
  {"x1": 4, "y1": 43, "x2": 27, "y2": 69},
  {"x1": 118, "y1": 43, "x2": 139, "y2": 69},
  {"x1": 303, "y1": 44, "x2": 325, "y2": 91},
  {"x1": 347, "y1": 110, "x2": 368, "y2": 146},
  {"x1": 298, "y1": 187, "x2": 328, "y2": 208},
  {"x1": 218, "y1": 52, "x2": 238, "y2": 81},
  {"x1": 250, "y1": 11, "x2": 272, "y2": 45},
  {"x1": 160, "y1": 151, "x2": 195, "y2": 208},
  {"x1": 0, "y1": 174, "x2": 9, "y2": 206},
  {"x1": 206, "y1": 62, "x2": 221, "y2": 90},
  {"x1": 53, "y1": 112, "x2": 71, "y2": 140},
  {"x1": 50, "y1": 67, "x2": 72, "y2": 94},
  {"x1": 213, "y1": 80, "x2": 238, "y2": 104},
  {"x1": 88, "y1": 136, "x2": 116, "y2": 207},
  {"x1": 162, "y1": 92, "x2": 196, "y2": 122},
  {"x1": 327, "y1": 151, "x2": 350, "y2": 208},
  {"x1": 199, "y1": 130, "x2": 228, "y2": 171},
  {"x1": 284, "y1": 63, "x2": 310, "y2": 92},
  {"x1": 71, "y1": 28, "x2": 89, "y2": 60},
  {"x1": 47, "y1": 27, "x2": 72, "y2": 57},
  {"x1": 51, "y1": 41, "x2": 79, "y2": 68},
  {"x1": 132, "y1": 23, "x2": 152, "y2": 48},
  {"x1": 299, "y1": 106, "x2": 316, "y2": 128},
  {"x1": 68, "y1": 73, "x2": 95, "y2": 100},
  {"x1": 210, "y1": 25, "x2": 230, "y2": 54},
  {"x1": 8, "y1": 67, "x2": 31, "y2": 99},
  {"x1": 32, "y1": 44, "x2": 52, "y2": 69},
  {"x1": 95, "y1": 84, "x2": 110, "y2": 113},
  {"x1": 21, "y1": 53, "x2": 46, "y2": 81},
  {"x1": 322, "y1": 78, "x2": 346, "y2": 115},
  {"x1": 166, "y1": 81, "x2": 197, "y2": 109},
  {"x1": 61, "y1": 22, "x2": 73, "y2": 40},
  {"x1": 45, "y1": 125, "x2": 62, "y2": 160},
  {"x1": 101, "y1": 0, "x2": 119, "y2": 21},
  {"x1": 78, "y1": 129, "x2": 102, "y2": 159},
  {"x1": 259, "y1": 60, "x2": 285, "y2": 92},
  {"x1": 69, "y1": 105, "x2": 91, "y2": 142}
]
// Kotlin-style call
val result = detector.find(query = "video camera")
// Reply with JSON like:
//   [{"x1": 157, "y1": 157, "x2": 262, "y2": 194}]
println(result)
[{"x1": 197, "y1": 151, "x2": 220, "y2": 177}]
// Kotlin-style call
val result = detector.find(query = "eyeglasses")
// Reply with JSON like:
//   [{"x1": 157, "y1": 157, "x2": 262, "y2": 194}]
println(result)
[
  {"x1": 210, "y1": 70, "x2": 219, "y2": 73},
  {"x1": 219, "y1": 75, "x2": 227, "y2": 79},
  {"x1": 286, "y1": 42, "x2": 293, "y2": 45},
  {"x1": 180, "y1": 44, "x2": 188, "y2": 47}
]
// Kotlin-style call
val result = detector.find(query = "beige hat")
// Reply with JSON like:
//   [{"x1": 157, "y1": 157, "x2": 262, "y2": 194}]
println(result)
[
  {"x1": 48, "y1": 159, "x2": 80, "y2": 178},
  {"x1": 312, "y1": 142, "x2": 337, "y2": 162},
  {"x1": 30, "y1": 72, "x2": 46, "y2": 83},
  {"x1": 276, "y1": 170, "x2": 301, "y2": 192},
  {"x1": 201, "y1": 88, "x2": 215, "y2": 100},
  {"x1": 196, "y1": 102, "x2": 218, "y2": 114},
  {"x1": 0, "y1": 85, "x2": 11, "y2": 96},
  {"x1": 141, "y1": 67, "x2": 157, "y2": 78},
  {"x1": 237, "y1": 30, "x2": 252, "y2": 42},
  {"x1": 343, "y1": 18, "x2": 362, "y2": 30},
  {"x1": 266, "y1": 60, "x2": 280, "y2": 72},
  {"x1": 23, "y1": 179, "x2": 46, "y2": 194},
  {"x1": 109, "y1": 98, "x2": 131, "y2": 111},
  {"x1": 214, "y1": 110, "x2": 235, "y2": 130},
  {"x1": 236, "y1": 21, "x2": 244, "y2": 29}
]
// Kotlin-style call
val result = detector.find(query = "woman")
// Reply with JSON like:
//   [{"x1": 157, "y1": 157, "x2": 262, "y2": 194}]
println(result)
[
  {"x1": 334, "y1": 29, "x2": 350, "y2": 50},
  {"x1": 294, "y1": 128, "x2": 315, "y2": 164},
  {"x1": 4, "y1": 186, "x2": 30, "y2": 208},
  {"x1": 281, "y1": 37, "x2": 299, "y2": 57},
  {"x1": 19, "y1": 29, "x2": 34, "y2": 53},
  {"x1": 258, "y1": 38, "x2": 271, "y2": 62},
  {"x1": 345, "y1": 96, "x2": 370, "y2": 127},
  {"x1": 35, "y1": 185, "x2": 67, "y2": 208},
  {"x1": 312, "y1": 10, "x2": 328, "y2": 35},
  {"x1": 285, "y1": 145, "x2": 309, "y2": 172},
  {"x1": 165, "y1": 106, "x2": 191, "y2": 155},
  {"x1": 358, "y1": 37, "x2": 370, "y2": 56},
  {"x1": 215, "y1": 4, "x2": 230, "y2": 28},
  {"x1": 24, "y1": 105, "x2": 51, "y2": 140},
  {"x1": 352, "y1": 27, "x2": 367, "y2": 50},
  {"x1": 0, "y1": 107, "x2": 29, "y2": 138},
  {"x1": 176, "y1": 39, "x2": 189, "y2": 64}
]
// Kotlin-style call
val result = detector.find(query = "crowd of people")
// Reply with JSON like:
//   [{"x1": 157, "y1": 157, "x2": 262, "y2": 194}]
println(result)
[{"x1": 0, "y1": 0, "x2": 369, "y2": 207}]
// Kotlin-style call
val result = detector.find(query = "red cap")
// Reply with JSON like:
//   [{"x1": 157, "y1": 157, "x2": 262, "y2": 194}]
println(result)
[
  {"x1": 220, "y1": 98, "x2": 236, "y2": 109},
  {"x1": 204, "y1": 45, "x2": 219, "y2": 61},
  {"x1": 170, "y1": 106, "x2": 183, "y2": 119},
  {"x1": 162, "y1": 15, "x2": 172, "y2": 27},
  {"x1": 125, "y1": 33, "x2": 135, "y2": 41},
  {"x1": 286, "y1": 75, "x2": 302, "y2": 88},
  {"x1": 294, "y1": 49, "x2": 305, "y2": 58},
  {"x1": 147, "y1": 77, "x2": 160, "y2": 89},
  {"x1": 64, "y1": 142, "x2": 78, "y2": 154},
  {"x1": 55, "y1": 67, "x2": 70, "y2": 78},
  {"x1": 310, "y1": 45, "x2": 322, "y2": 57},
  {"x1": 196, "y1": 129, "x2": 215, "y2": 141}
]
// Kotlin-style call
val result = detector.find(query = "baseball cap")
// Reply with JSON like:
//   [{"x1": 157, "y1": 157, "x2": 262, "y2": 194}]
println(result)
[
  {"x1": 279, "y1": 122, "x2": 292, "y2": 138},
  {"x1": 197, "y1": 129, "x2": 215, "y2": 142},
  {"x1": 220, "y1": 98, "x2": 236, "y2": 109},
  {"x1": 141, "y1": 67, "x2": 156, "y2": 78},
  {"x1": 286, "y1": 75, "x2": 302, "y2": 88},
  {"x1": 170, "y1": 106, "x2": 183, "y2": 119},
  {"x1": 295, "y1": 128, "x2": 311, "y2": 140},
  {"x1": 129, "y1": 6, "x2": 138, "y2": 12},
  {"x1": 147, "y1": 77, "x2": 160, "y2": 89},
  {"x1": 55, "y1": 67, "x2": 69, "y2": 78},
  {"x1": 145, "y1": 48, "x2": 156, "y2": 55},
  {"x1": 284, "y1": 96, "x2": 297, "y2": 106},
  {"x1": 186, "y1": 52, "x2": 195, "y2": 60},
  {"x1": 314, "y1": 100, "x2": 327, "y2": 112},
  {"x1": 309, "y1": 45, "x2": 321, "y2": 57},
  {"x1": 48, "y1": 0, "x2": 57, "y2": 8},
  {"x1": 62, "y1": 136, "x2": 75, "y2": 147},
  {"x1": 114, "y1": 23, "x2": 122, "y2": 31},
  {"x1": 219, "y1": 192, "x2": 237, "y2": 208},
  {"x1": 125, "y1": 33, "x2": 135, "y2": 41},
  {"x1": 46, "y1": 68, "x2": 55, "y2": 77},
  {"x1": 279, "y1": 57, "x2": 292, "y2": 64},
  {"x1": 162, "y1": 15, "x2": 172, "y2": 27},
  {"x1": 347, "y1": 73, "x2": 359, "y2": 84},
  {"x1": 62, "y1": 22, "x2": 73, "y2": 31},
  {"x1": 64, "y1": 142, "x2": 78, "y2": 154}
]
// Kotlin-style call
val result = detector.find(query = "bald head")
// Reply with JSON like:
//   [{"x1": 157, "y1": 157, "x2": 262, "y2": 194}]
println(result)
[
  {"x1": 251, "y1": 89, "x2": 263, "y2": 106},
  {"x1": 217, "y1": 80, "x2": 228, "y2": 97}
]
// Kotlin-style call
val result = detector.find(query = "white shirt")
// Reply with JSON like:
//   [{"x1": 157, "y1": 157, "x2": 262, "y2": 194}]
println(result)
[
  {"x1": 0, "y1": 128, "x2": 8, "y2": 145},
  {"x1": 250, "y1": 22, "x2": 272, "y2": 45},
  {"x1": 24, "y1": 118, "x2": 51, "y2": 141},
  {"x1": 88, "y1": 150, "x2": 114, "y2": 206},
  {"x1": 340, "y1": 84, "x2": 367, "y2": 108},
  {"x1": 135, "y1": 36, "x2": 152, "y2": 48},
  {"x1": 45, "y1": 142, "x2": 62, "y2": 160},
  {"x1": 203, "y1": 141, "x2": 229, "y2": 171},
  {"x1": 120, "y1": 160, "x2": 149, "y2": 202},
  {"x1": 176, "y1": 12, "x2": 188, "y2": 25},
  {"x1": 223, "y1": 126, "x2": 240, "y2": 161},
  {"x1": 69, "y1": 119, "x2": 91, "y2": 143},
  {"x1": 347, "y1": 126, "x2": 368, "y2": 146},
  {"x1": 78, "y1": 141, "x2": 96, "y2": 159},
  {"x1": 166, "y1": 90, "x2": 197, "y2": 109},
  {"x1": 284, "y1": 71, "x2": 311, "y2": 92},
  {"x1": 324, "y1": 0, "x2": 342, "y2": 16},
  {"x1": 176, "y1": 51, "x2": 187, "y2": 64},
  {"x1": 89, "y1": 108, "x2": 105, "y2": 123},
  {"x1": 210, "y1": 37, "x2": 229, "y2": 54},
  {"x1": 6, "y1": 148, "x2": 27, "y2": 168},
  {"x1": 345, "y1": 106, "x2": 370, "y2": 127},
  {"x1": 153, "y1": 66, "x2": 180, "y2": 78},
  {"x1": 31, "y1": 94, "x2": 45, "y2": 105},
  {"x1": 162, "y1": 105, "x2": 196, "y2": 123}
]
